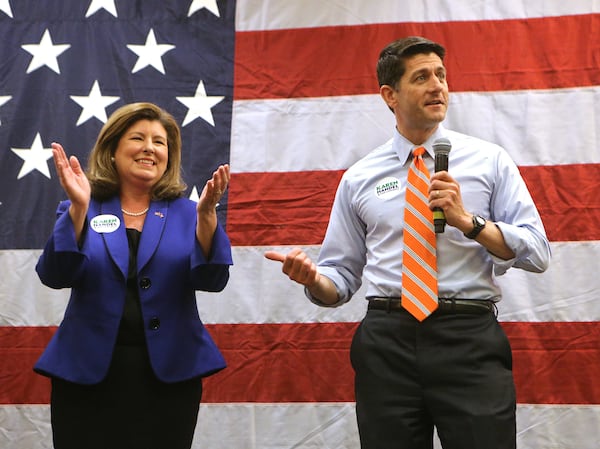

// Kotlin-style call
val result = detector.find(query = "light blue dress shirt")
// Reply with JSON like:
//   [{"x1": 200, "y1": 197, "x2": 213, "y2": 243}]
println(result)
[{"x1": 307, "y1": 125, "x2": 551, "y2": 306}]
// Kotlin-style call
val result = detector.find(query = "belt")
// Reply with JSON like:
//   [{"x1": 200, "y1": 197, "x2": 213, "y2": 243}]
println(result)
[{"x1": 367, "y1": 297, "x2": 496, "y2": 315}]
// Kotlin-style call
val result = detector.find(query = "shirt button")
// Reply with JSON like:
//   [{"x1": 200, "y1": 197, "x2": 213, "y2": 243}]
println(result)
[
  {"x1": 139, "y1": 277, "x2": 151, "y2": 289},
  {"x1": 149, "y1": 317, "x2": 160, "y2": 330}
]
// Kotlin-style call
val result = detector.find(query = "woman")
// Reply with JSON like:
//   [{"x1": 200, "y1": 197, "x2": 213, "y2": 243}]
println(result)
[{"x1": 34, "y1": 102, "x2": 232, "y2": 449}]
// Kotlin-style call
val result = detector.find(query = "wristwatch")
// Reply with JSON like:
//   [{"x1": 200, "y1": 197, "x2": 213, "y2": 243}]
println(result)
[{"x1": 464, "y1": 214, "x2": 486, "y2": 239}]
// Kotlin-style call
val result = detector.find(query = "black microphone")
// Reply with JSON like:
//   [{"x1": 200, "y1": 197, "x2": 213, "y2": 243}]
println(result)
[{"x1": 432, "y1": 137, "x2": 452, "y2": 233}]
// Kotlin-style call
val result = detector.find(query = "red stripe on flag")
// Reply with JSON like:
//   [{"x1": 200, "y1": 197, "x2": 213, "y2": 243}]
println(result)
[
  {"x1": 521, "y1": 164, "x2": 600, "y2": 242},
  {"x1": 234, "y1": 14, "x2": 600, "y2": 100},
  {"x1": 227, "y1": 170, "x2": 344, "y2": 246},
  {"x1": 0, "y1": 326, "x2": 55, "y2": 405},
  {"x1": 506, "y1": 321, "x2": 600, "y2": 405},
  {"x1": 3, "y1": 322, "x2": 599, "y2": 405},
  {"x1": 227, "y1": 164, "x2": 600, "y2": 246}
]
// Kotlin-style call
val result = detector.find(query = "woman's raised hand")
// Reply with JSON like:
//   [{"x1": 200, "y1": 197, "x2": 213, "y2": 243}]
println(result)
[{"x1": 52, "y1": 142, "x2": 91, "y2": 210}]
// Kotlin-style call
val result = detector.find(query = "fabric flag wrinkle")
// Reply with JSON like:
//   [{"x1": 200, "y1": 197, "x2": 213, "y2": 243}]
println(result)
[{"x1": 1, "y1": 2, "x2": 599, "y2": 448}]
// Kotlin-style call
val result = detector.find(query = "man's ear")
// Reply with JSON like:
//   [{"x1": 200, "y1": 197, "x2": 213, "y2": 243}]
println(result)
[{"x1": 380, "y1": 84, "x2": 397, "y2": 112}]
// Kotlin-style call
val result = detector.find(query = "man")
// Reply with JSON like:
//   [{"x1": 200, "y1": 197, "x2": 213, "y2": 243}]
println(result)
[{"x1": 265, "y1": 36, "x2": 550, "y2": 449}]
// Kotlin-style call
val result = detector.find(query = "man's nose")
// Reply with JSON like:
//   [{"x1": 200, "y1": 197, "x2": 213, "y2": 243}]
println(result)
[{"x1": 429, "y1": 75, "x2": 444, "y2": 90}]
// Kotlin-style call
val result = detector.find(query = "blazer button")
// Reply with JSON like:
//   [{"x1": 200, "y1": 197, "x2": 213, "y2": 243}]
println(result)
[
  {"x1": 139, "y1": 277, "x2": 151, "y2": 289},
  {"x1": 149, "y1": 317, "x2": 160, "y2": 330}
]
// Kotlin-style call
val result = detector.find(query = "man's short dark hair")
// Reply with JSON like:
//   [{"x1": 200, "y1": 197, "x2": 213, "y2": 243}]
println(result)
[{"x1": 377, "y1": 36, "x2": 446, "y2": 87}]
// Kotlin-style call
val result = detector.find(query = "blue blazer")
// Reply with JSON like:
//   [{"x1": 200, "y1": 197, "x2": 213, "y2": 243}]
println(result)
[{"x1": 34, "y1": 196, "x2": 233, "y2": 384}]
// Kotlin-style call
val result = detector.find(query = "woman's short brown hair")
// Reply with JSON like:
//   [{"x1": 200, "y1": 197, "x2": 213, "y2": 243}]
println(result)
[{"x1": 86, "y1": 102, "x2": 187, "y2": 200}]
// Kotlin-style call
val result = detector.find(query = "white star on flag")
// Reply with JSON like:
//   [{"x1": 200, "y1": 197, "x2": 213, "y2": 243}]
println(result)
[
  {"x1": 21, "y1": 29, "x2": 71, "y2": 74},
  {"x1": 85, "y1": 0, "x2": 118, "y2": 17},
  {"x1": 70, "y1": 80, "x2": 120, "y2": 125},
  {"x1": 176, "y1": 80, "x2": 224, "y2": 127},
  {"x1": 0, "y1": 95, "x2": 11, "y2": 126},
  {"x1": 188, "y1": 0, "x2": 220, "y2": 17},
  {"x1": 0, "y1": 0, "x2": 13, "y2": 17},
  {"x1": 189, "y1": 186, "x2": 200, "y2": 202},
  {"x1": 11, "y1": 133, "x2": 54, "y2": 179},
  {"x1": 127, "y1": 29, "x2": 175, "y2": 74}
]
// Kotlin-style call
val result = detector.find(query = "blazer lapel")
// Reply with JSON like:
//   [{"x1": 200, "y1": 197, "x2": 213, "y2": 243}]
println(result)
[
  {"x1": 137, "y1": 200, "x2": 168, "y2": 272},
  {"x1": 100, "y1": 197, "x2": 129, "y2": 279}
]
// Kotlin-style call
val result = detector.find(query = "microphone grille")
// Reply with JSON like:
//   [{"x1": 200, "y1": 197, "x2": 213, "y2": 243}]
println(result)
[{"x1": 433, "y1": 137, "x2": 452, "y2": 155}]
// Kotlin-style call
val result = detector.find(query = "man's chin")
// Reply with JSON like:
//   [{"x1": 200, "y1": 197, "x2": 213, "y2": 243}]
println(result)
[{"x1": 426, "y1": 110, "x2": 446, "y2": 124}]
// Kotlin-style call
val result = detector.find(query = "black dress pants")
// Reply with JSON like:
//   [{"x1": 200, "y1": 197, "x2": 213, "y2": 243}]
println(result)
[
  {"x1": 350, "y1": 307, "x2": 516, "y2": 449},
  {"x1": 50, "y1": 344, "x2": 203, "y2": 449}
]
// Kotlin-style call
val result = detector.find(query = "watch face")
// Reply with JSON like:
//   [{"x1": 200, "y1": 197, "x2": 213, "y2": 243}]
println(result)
[{"x1": 465, "y1": 214, "x2": 486, "y2": 239}]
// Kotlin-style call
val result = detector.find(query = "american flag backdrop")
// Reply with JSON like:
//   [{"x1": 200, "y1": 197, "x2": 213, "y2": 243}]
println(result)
[{"x1": 1, "y1": 0, "x2": 599, "y2": 448}]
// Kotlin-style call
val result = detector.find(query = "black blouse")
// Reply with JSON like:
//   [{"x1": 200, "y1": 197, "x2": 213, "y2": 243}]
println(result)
[{"x1": 115, "y1": 228, "x2": 146, "y2": 346}]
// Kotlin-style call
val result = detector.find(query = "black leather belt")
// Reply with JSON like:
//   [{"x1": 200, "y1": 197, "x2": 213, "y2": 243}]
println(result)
[{"x1": 367, "y1": 297, "x2": 496, "y2": 315}]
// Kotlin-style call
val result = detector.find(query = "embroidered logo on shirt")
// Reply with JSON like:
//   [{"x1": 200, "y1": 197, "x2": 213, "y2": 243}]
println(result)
[
  {"x1": 374, "y1": 177, "x2": 401, "y2": 200},
  {"x1": 90, "y1": 214, "x2": 120, "y2": 233}
]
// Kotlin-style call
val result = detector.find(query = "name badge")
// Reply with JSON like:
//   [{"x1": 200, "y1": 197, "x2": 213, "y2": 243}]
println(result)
[
  {"x1": 374, "y1": 177, "x2": 401, "y2": 200},
  {"x1": 90, "y1": 214, "x2": 120, "y2": 233}
]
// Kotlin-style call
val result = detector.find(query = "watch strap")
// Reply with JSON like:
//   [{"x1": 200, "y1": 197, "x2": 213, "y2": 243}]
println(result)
[{"x1": 464, "y1": 215, "x2": 486, "y2": 239}]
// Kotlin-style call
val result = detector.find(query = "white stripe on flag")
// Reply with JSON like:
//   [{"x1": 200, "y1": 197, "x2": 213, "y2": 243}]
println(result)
[
  {"x1": 2, "y1": 241, "x2": 599, "y2": 327},
  {"x1": 236, "y1": 0, "x2": 600, "y2": 31},
  {"x1": 231, "y1": 87, "x2": 600, "y2": 174},
  {"x1": 2, "y1": 404, "x2": 598, "y2": 449}
]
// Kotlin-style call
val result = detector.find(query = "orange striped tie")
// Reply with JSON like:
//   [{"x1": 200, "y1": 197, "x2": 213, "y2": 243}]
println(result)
[{"x1": 401, "y1": 147, "x2": 438, "y2": 321}]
